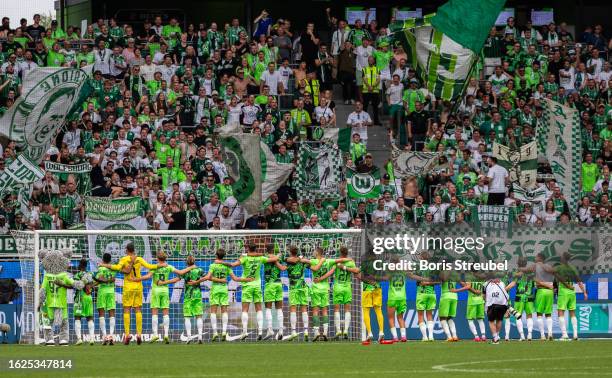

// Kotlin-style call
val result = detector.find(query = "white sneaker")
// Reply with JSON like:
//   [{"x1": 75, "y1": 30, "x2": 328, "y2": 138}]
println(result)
[
  {"x1": 265, "y1": 329, "x2": 275, "y2": 339},
  {"x1": 239, "y1": 333, "x2": 248, "y2": 341}
]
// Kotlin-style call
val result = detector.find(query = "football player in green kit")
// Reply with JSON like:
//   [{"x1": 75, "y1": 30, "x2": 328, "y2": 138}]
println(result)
[
  {"x1": 438, "y1": 271, "x2": 460, "y2": 342},
  {"x1": 554, "y1": 252, "x2": 587, "y2": 340},
  {"x1": 331, "y1": 246, "x2": 360, "y2": 340},
  {"x1": 458, "y1": 273, "x2": 487, "y2": 342},
  {"x1": 74, "y1": 259, "x2": 95, "y2": 345},
  {"x1": 506, "y1": 257, "x2": 536, "y2": 341},
  {"x1": 94, "y1": 253, "x2": 118, "y2": 345},
  {"x1": 188, "y1": 249, "x2": 253, "y2": 342},
  {"x1": 385, "y1": 261, "x2": 408, "y2": 342},
  {"x1": 133, "y1": 251, "x2": 194, "y2": 344},
  {"x1": 263, "y1": 244, "x2": 287, "y2": 340},
  {"x1": 309, "y1": 247, "x2": 336, "y2": 341},
  {"x1": 415, "y1": 252, "x2": 439, "y2": 341}
]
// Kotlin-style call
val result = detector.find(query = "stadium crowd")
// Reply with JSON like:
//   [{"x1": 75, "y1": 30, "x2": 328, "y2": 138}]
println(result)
[{"x1": 0, "y1": 9, "x2": 611, "y2": 232}]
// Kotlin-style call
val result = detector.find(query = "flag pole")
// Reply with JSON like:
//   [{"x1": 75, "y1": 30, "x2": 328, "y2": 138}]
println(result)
[{"x1": 448, "y1": 55, "x2": 479, "y2": 117}]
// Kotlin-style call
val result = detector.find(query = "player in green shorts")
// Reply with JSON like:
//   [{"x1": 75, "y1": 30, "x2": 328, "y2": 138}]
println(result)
[
  {"x1": 134, "y1": 251, "x2": 194, "y2": 344},
  {"x1": 331, "y1": 246, "x2": 360, "y2": 340},
  {"x1": 458, "y1": 276, "x2": 487, "y2": 342},
  {"x1": 555, "y1": 252, "x2": 587, "y2": 340},
  {"x1": 284, "y1": 245, "x2": 314, "y2": 341},
  {"x1": 162, "y1": 255, "x2": 209, "y2": 343},
  {"x1": 74, "y1": 259, "x2": 95, "y2": 345},
  {"x1": 228, "y1": 244, "x2": 278, "y2": 340},
  {"x1": 523, "y1": 253, "x2": 555, "y2": 340},
  {"x1": 506, "y1": 258, "x2": 536, "y2": 341},
  {"x1": 414, "y1": 253, "x2": 439, "y2": 341},
  {"x1": 386, "y1": 269, "x2": 408, "y2": 342},
  {"x1": 438, "y1": 273, "x2": 460, "y2": 342},
  {"x1": 94, "y1": 253, "x2": 118, "y2": 345},
  {"x1": 189, "y1": 250, "x2": 250, "y2": 342},
  {"x1": 309, "y1": 247, "x2": 336, "y2": 341},
  {"x1": 263, "y1": 244, "x2": 287, "y2": 340}
]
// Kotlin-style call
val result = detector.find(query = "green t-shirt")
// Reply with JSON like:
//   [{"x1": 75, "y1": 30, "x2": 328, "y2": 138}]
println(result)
[
  {"x1": 94, "y1": 267, "x2": 116, "y2": 296},
  {"x1": 388, "y1": 273, "x2": 407, "y2": 301},
  {"x1": 151, "y1": 265, "x2": 175, "y2": 294},
  {"x1": 209, "y1": 263, "x2": 231, "y2": 294},
  {"x1": 74, "y1": 271, "x2": 93, "y2": 303},
  {"x1": 183, "y1": 267, "x2": 205, "y2": 300},
  {"x1": 42, "y1": 272, "x2": 73, "y2": 308},
  {"x1": 440, "y1": 280, "x2": 458, "y2": 299},
  {"x1": 512, "y1": 273, "x2": 535, "y2": 302},
  {"x1": 581, "y1": 163, "x2": 599, "y2": 192},
  {"x1": 333, "y1": 260, "x2": 356, "y2": 290},
  {"x1": 373, "y1": 50, "x2": 393, "y2": 72},
  {"x1": 310, "y1": 259, "x2": 335, "y2": 293},
  {"x1": 416, "y1": 270, "x2": 436, "y2": 295},
  {"x1": 286, "y1": 260, "x2": 307, "y2": 289},
  {"x1": 555, "y1": 264, "x2": 579, "y2": 296},
  {"x1": 467, "y1": 281, "x2": 485, "y2": 305},
  {"x1": 240, "y1": 256, "x2": 268, "y2": 289},
  {"x1": 264, "y1": 259, "x2": 282, "y2": 285}
]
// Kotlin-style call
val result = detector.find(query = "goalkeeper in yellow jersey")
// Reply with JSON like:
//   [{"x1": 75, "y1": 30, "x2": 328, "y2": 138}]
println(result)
[{"x1": 98, "y1": 242, "x2": 161, "y2": 345}]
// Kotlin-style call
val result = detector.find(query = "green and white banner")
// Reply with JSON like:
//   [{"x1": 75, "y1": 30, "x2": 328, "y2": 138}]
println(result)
[
  {"x1": 85, "y1": 197, "x2": 143, "y2": 221},
  {"x1": 44, "y1": 161, "x2": 92, "y2": 195},
  {"x1": 366, "y1": 223, "x2": 612, "y2": 275},
  {"x1": 391, "y1": 150, "x2": 440, "y2": 178},
  {"x1": 0, "y1": 155, "x2": 45, "y2": 193},
  {"x1": 312, "y1": 127, "x2": 352, "y2": 152},
  {"x1": 220, "y1": 134, "x2": 262, "y2": 213},
  {"x1": 0, "y1": 66, "x2": 92, "y2": 164},
  {"x1": 393, "y1": 0, "x2": 505, "y2": 101},
  {"x1": 346, "y1": 167, "x2": 381, "y2": 200},
  {"x1": 541, "y1": 98, "x2": 582, "y2": 215},
  {"x1": 512, "y1": 183, "x2": 547, "y2": 210},
  {"x1": 85, "y1": 197, "x2": 150, "y2": 263},
  {"x1": 295, "y1": 143, "x2": 342, "y2": 202},
  {"x1": 493, "y1": 141, "x2": 538, "y2": 189},
  {"x1": 260, "y1": 142, "x2": 294, "y2": 202}
]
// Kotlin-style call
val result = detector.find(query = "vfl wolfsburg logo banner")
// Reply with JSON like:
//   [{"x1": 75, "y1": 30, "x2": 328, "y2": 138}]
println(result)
[
  {"x1": 346, "y1": 167, "x2": 381, "y2": 199},
  {"x1": 295, "y1": 143, "x2": 342, "y2": 202},
  {"x1": 0, "y1": 155, "x2": 45, "y2": 193},
  {"x1": 0, "y1": 66, "x2": 92, "y2": 164},
  {"x1": 493, "y1": 141, "x2": 538, "y2": 189},
  {"x1": 391, "y1": 150, "x2": 440, "y2": 178},
  {"x1": 85, "y1": 197, "x2": 149, "y2": 263},
  {"x1": 541, "y1": 98, "x2": 582, "y2": 216},
  {"x1": 512, "y1": 183, "x2": 548, "y2": 211},
  {"x1": 220, "y1": 134, "x2": 262, "y2": 213}
]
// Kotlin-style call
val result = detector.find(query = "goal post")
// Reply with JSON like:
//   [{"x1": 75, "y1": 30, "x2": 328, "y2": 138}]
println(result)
[{"x1": 13, "y1": 229, "x2": 365, "y2": 344}]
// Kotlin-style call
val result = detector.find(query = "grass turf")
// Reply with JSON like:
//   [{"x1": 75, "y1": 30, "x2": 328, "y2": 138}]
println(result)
[{"x1": 1, "y1": 340, "x2": 612, "y2": 377}]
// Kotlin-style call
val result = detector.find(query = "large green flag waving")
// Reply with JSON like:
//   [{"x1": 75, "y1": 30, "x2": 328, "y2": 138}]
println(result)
[
  {"x1": 220, "y1": 134, "x2": 262, "y2": 213},
  {"x1": 393, "y1": 0, "x2": 506, "y2": 101},
  {"x1": 346, "y1": 167, "x2": 381, "y2": 199}
]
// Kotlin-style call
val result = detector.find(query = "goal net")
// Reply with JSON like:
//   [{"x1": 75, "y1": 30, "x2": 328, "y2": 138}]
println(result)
[{"x1": 13, "y1": 229, "x2": 364, "y2": 345}]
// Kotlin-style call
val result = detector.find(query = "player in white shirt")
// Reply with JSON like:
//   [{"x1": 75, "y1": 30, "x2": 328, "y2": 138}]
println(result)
[{"x1": 346, "y1": 101, "x2": 373, "y2": 146}]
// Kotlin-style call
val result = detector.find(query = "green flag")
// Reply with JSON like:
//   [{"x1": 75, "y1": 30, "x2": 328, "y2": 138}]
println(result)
[
  {"x1": 220, "y1": 134, "x2": 262, "y2": 213},
  {"x1": 346, "y1": 167, "x2": 381, "y2": 199},
  {"x1": 393, "y1": 0, "x2": 506, "y2": 101},
  {"x1": 260, "y1": 142, "x2": 294, "y2": 201},
  {"x1": 311, "y1": 127, "x2": 352, "y2": 152}
]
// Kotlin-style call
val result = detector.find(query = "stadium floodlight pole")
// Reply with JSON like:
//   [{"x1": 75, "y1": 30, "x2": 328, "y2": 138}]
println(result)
[{"x1": 33, "y1": 230, "x2": 40, "y2": 345}]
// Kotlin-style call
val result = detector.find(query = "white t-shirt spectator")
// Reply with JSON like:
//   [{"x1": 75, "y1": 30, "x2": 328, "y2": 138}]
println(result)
[
  {"x1": 260, "y1": 70, "x2": 283, "y2": 95},
  {"x1": 559, "y1": 66, "x2": 575, "y2": 91},
  {"x1": 202, "y1": 202, "x2": 221, "y2": 224},
  {"x1": 372, "y1": 209, "x2": 390, "y2": 223},
  {"x1": 347, "y1": 111, "x2": 372, "y2": 142},
  {"x1": 355, "y1": 45, "x2": 373, "y2": 72},
  {"x1": 241, "y1": 104, "x2": 261, "y2": 126},
  {"x1": 386, "y1": 83, "x2": 404, "y2": 105},
  {"x1": 219, "y1": 214, "x2": 235, "y2": 230},
  {"x1": 94, "y1": 48, "x2": 112, "y2": 75},
  {"x1": 154, "y1": 213, "x2": 169, "y2": 230},
  {"x1": 427, "y1": 203, "x2": 449, "y2": 223},
  {"x1": 314, "y1": 106, "x2": 333, "y2": 124},
  {"x1": 487, "y1": 164, "x2": 508, "y2": 194},
  {"x1": 278, "y1": 66, "x2": 293, "y2": 90}
]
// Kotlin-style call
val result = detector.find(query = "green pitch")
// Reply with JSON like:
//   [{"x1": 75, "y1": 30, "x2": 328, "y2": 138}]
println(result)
[{"x1": 2, "y1": 340, "x2": 612, "y2": 377}]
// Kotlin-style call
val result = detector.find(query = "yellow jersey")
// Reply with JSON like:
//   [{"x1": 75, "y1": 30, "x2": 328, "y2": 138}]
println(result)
[{"x1": 111, "y1": 255, "x2": 158, "y2": 291}]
